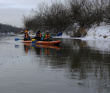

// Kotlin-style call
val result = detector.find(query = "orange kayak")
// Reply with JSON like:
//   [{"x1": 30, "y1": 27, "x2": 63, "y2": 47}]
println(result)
[{"x1": 22, "y1": 40, "x2": 61, "y2": 45}]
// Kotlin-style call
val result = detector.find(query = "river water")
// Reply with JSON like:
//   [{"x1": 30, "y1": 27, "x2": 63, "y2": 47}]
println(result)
[{"x1": 0, "y1": 35, "x2": 110, "y2": 93}]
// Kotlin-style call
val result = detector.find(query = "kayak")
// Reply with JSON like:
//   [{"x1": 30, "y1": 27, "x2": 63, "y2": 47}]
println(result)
[{"x1": 22, "y1": 40, "x2": 61, "y2": 45}]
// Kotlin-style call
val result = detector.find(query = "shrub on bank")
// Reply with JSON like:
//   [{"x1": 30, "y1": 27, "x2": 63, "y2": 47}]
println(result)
[{"x1": 23, "y1": 0, "x2": 110, "y2": 36}]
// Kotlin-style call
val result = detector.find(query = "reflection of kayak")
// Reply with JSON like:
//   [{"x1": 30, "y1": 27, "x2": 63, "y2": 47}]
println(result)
[
  {"x1": 23, "y1": 43, "x2": 60, "y2": 50},
  {"x1": 22, "y1": 40, "x2": 61, "y2": 45},
  {"x1": 23, "y1": 43, "x2": 31, "y2": 46},
  {"x1": 36, "y1": 45, "x2": 60, "y2": 50}
]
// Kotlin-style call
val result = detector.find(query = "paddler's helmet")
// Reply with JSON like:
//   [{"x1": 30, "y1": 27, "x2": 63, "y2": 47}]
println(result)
[
  {"x1": 46, "y1": 30, "x2": 49, "y2": 34},
  {"x1": 36, "y1": 30, "x2": 40, "y2": 34},
  {"x1": 25, "y1": 30, "x2": 28, "y2": 33}
]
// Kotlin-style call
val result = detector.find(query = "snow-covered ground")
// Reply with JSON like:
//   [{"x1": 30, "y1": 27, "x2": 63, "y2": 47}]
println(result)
[{"x1": 83, "y1": 24, "x2": 110, "y2": 40}]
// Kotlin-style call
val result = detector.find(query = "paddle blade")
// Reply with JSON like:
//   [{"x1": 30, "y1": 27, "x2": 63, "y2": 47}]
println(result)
[
  {"x1": 56, "y1": 33, "x2": 62, "y2": 36},
  {"x1": 15, "y1": 38, "x2": 20, "y2": 41}
]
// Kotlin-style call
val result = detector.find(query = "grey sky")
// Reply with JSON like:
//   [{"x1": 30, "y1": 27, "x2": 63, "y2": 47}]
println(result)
[{"x1": 0, "y1": 0, "x2": 64, "y2": 28}]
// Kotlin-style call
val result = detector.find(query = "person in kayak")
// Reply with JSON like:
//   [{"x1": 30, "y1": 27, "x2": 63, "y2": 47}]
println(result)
[
  {"x1": 42, "y1": 30, "x2": 52, "y2": 41},
  {"x1": 34, "y1": 31, "x2": 42, "y2": 41},
  {"x1": 24, "y1": 30, "x2": 31, "y2": 41}
]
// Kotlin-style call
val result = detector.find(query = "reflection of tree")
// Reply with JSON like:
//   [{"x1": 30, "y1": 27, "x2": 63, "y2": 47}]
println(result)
[
  {"x1": 24, "y1": 38, "x2": 110, "y2": 93},
  {"x1": 61, "y1": 39, "x2": 110, "y2": 93},
  {"x1": 37, "y1": 38, "x2": 110, "y2": 93},
  {"x1": 34, "y1": 47, "x2": 41, "y2": 55}
]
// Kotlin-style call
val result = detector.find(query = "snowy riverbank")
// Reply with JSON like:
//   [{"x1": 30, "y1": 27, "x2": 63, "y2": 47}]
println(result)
[
  {"x1": 57, "y1": 23, "x2": 110, "y2": 40},
  {"x1": 83, "y1": 24, "x2": 110, "y2": 40}
]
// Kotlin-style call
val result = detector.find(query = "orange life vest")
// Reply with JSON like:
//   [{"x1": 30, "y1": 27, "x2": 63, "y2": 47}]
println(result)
[
  {"x1": 44, "y1": 34, "x2": 50, "y2": 39},
  {"x1": 25, "y1": 33, "x2": 29, "y2": 38},
  {"x1": 37, "y1": 34, "x2": 42, "y2": 37}
]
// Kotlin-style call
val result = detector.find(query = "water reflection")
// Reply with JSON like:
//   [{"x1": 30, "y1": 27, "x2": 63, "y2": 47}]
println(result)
[
  {"x1": 16, "y1": 38, "x2": 110, "y2": 93},
  {"x1": 33, "y1": 38, "x2": 110, "y2": 93},
  {"x1": 23, "y1": 43, "x2": 61, "y2": 55},
  {"x1": 15, "y1": 45, "x2": 19, "y2": 48},
  {"x1": 24, "y1": 45, "x2": 31, "y2": 53},
  {"x1": 60, "y1": 39, "x2": 110, "y2": 93},
  {"x1": 81, "y1": 39, "x2": 110, "y2": 54}
]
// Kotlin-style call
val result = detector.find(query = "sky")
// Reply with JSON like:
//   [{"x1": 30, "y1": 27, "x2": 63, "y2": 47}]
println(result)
[{"x1": 0, "y1": 0, "x2": 64, "y2": 28}]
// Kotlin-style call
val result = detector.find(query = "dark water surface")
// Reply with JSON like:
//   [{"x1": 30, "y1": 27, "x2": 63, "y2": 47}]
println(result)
[{"x1": 0, "y1": 36, "x2": 110, "y2": 93}]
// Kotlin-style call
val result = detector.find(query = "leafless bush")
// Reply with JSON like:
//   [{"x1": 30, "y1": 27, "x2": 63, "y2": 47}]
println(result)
[
  {"x1": 23, "y1": 2, "x2": 71, "y2": 33},
  {"x1": 105, "y1": 1, "x2": 110, "y2": 23},
  {"x1": 42, "y1": 2, "x2": 72, "y2": 33},
  {"x1": 68, "y1": 0, "x2": 106, "y2": 28},
  {"x1": 23, "y1": 0, "x2": 110, "y2": 34}
]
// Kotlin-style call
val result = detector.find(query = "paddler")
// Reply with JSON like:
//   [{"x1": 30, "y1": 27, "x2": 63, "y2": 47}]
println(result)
[
  {"x1": 24, "y1": 30, "x2": 31, "y2": 41},
  {"x1": 34, "y1": 30, "x2": 42, "y2": 41},
  {"x1": 42, "y1": 30, "x2": 52, "y2": 41}
]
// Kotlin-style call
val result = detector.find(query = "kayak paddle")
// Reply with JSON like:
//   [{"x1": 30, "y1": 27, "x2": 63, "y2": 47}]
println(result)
[
  {"x1": 50, "y1": 33, "x2": 62, "y2": 37},
  {"x1": 56, "y1": 33, "x2": 62, "y2": 36},
  {"x1": 15, "y1": 38, "x2": 23, "y2": 41}
]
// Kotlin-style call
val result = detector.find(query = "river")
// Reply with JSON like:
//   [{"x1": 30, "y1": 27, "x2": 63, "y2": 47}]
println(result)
[{"x1": 0, "y1": 35, "x2": 110, "y2": 93}]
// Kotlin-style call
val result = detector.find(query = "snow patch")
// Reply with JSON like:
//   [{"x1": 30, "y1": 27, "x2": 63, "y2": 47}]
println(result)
[{"x1": 83, "y1": 25, "x2": 110, "y2": 40}]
